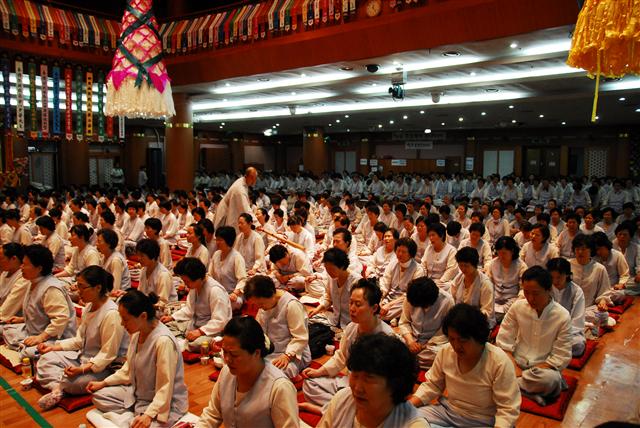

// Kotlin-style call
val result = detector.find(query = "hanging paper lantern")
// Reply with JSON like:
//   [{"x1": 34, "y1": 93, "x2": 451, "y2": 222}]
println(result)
[
  {"x1": 105, "y1": 0, "x2": 175, "y2": 119},
  {"x1": 567, "y1": 0, "x2": 640, "y2": 121}
]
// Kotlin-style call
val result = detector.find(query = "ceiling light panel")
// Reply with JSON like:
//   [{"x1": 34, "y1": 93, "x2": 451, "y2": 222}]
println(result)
[{"x1": 192, "y1": 91, "x2": 335, "y2": 111}]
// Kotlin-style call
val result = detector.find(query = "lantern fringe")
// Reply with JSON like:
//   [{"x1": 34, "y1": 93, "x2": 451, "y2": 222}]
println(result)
[
  {"x1": 105, "y1": 79, "x2": 175, "y2": 119},
  {"x1": 567, "y1": 0, "x2": 640, "y2": 122}
]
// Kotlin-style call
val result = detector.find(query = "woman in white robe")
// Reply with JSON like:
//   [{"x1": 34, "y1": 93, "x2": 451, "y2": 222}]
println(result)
[
  {"x1": 520, "y1": 224, "x2": 558, "y2": 268},
  {"x1": 421, "y1": 223, "x2": 458, "y2": 290},
  {"x1": 209, "y1": 226, "x2": 247, "y2": 311},
  {"x1": 35, "y1": 266, "x2": 128, "y2": 410},
  {"x1": 371, "y1": 228, "x2": 398, "y2": 279},
  {"x1": 185, "y1": 223, "x2": 210, "y2": 267},
  {"x1": 234, "y1": 213, "x2": 267, "y2": 275},
  {"x1": 96, "y1": 229, "x2": 131, "y2": 297},
  {"x1": 459, "y1": 223, "x2": 493, "y2": 271},
  {"x1": 488, "y1": 236, "x2": 527, "y2": 321}
]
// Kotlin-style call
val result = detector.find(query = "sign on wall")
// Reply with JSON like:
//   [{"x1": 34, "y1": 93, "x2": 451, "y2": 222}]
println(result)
[
  {"x1": 465, "y1": 157, "x2": 474, "y2": 171},
  {"x1": 394, "y1": 131, "x2": 446, "y2": 141},
  {"x1": 369, "y1": 159, "x2": 378, "y2": 166},
  {"x1": 391, "y1": 159, "x2": 407, "y2": 166},
  {"x1": 360, "y1": 158, "x2": 368, "y2": 165},
  {"x1": 405, "y1": 141, "x2": 434, "y2": 150},
  {"x1": 436, "y1": 159, "x2": 446, "y2": 167}
]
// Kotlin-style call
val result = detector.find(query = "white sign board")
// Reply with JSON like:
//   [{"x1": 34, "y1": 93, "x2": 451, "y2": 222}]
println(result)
[
  {"x1": 405, "y1": 141, "x2": 434, "y2": 150},
  {"x1": 369, "y1": 159, "x2": 378, "y2": 166},
  {"x1": 360, "y1": 158, "x2": 368, "y2": 165},
  {"x1": 465, "y1": 157, "x2": 474, "y2": 171},
  {"x1": 391, "y1": 159, "x2": 407, "y2": 166},
  {"x1": 436, "y1": 159, "x2": 446, "y2": 167}
]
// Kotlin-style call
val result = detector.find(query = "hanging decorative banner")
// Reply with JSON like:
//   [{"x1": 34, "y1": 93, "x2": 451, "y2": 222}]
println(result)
[
  {"x1": 40, "y1": 63, "x2": 49, "y2": 138},
  {"x1": 85, "y1": 70, "x2": 93, "y2": 136},
  {"x1": 28, "y1": 60, "x2": 37, "y2": 139},
  {"x1": 15, "y1": 60, "x2": 25, "y2": 134},
  {"x1": 1, "y1": 56, "x2": 11, "y2": 133},
  {"x1": 106, "y1": 115, "x2": 114, "y2": 139},
  {"x1": 97, "y1": 70, "x2": 105, "y2": 141},
  {"x1": 64, "y1": 66, "x2": 73, "y2": 139},
  {"x1": 105, "y1": 0, "x2": 175, "y2": 119},
  {"x1": 118, "y1": 115, "x2": 125, "y2": 140},
  {"x1": 52, "y1": 65, "x2": 60, "y2": 135},
  {"x1": 75, "y1": 67, "x2": 83, "y2": 141}
]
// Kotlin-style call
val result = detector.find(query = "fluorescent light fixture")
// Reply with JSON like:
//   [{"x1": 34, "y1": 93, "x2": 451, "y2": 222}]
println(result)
[
  {"x1": 510, "y1": 42, "x2": 518, "y2": 49},
  {"x1": 192, "y1": 92, "x2": 334, "y2": 111},
  {"x1": 520, "y1": 40, "x2": 571, "y2": 56},
  {"x1": 357, "y1": 65, "x2": 583, "y2": 94},
  {"x1": 378, "y1": 55, "x2": 484, "y2": 75},
  {"x1": 602, "y1": 78, "x2": 640, "y2": 91},
  {"x1": 212, "y1": 72, "x2": 355, "y2": 94},
  {"x1": 194, "y1": 91, "x2": 529, "y2": 122}
]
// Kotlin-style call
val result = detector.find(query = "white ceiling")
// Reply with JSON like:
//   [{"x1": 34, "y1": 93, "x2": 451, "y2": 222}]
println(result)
[{"x1": 174, "y1": 25, "x2": 640, "y2": 135}]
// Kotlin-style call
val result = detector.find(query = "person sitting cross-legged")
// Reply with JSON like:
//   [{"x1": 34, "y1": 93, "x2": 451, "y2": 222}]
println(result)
[{"x1": 497, "y1": 266, "x2": 572, "y2": 406}]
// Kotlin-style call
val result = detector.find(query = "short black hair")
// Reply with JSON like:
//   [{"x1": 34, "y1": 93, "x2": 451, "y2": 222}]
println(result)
[
  {"x1": 100, "y1": 209, "x2": 116, "y2": 225},
  {"x1": 547, "y1": 257, "x2": 572, "y2": 279},
  {"x1": 406, "y1": 277, "x2": 439, "y2": 308},
  {"x1": 373, "y1": 221, "x2": 388, "y2": 234},
  {"x1": 199, "y1": 218, "x2": 215, "y2": 235},
  {"x1": 455, "y1": 246, "x2": 479, "y2": 266},
  {"x1": 532, "y1": 224, "x2": 550, "y2": 242},
  {"x1": 347, "y1": 333, "x2": 418, "y2": 405},
  {"x1": 592, "y1": 231, "x2": 612, "y2": 250},
  {"x1": 446, "y1": 221, "x2": 462, "y2": 236},
  {"x1": 215, "y1": 226, "x2": 236, "y2": 247},
  {"x1": 144, "y1": 217, "x2": 162, "y2": 234},
  {"x1": 351, "y1": 278, "x2": 382, "y2": 313},
  {"x1": 427, "y1": 223, "x2": 446, "y2": 241},
  {"x1": 268, "y1": 244, "x2": 288, "y2": 263},
  {"x1": 494, "y1": 236, "x2": 520, "y2": 260},
  {"x1": 615, "y1": 220, "x2": 635, "y2": 236},
  {"x1": 2, "y1": 243, "x2": 24, "y2": 261},
  {"x1": 6, "y1": 209, "x2": 20, "y2": 221},
  {"x1": 70, "y1": 224, "x2": 92, "y2": 241},
  {"x1": 322, "y1": 247, "x2": 349, "y2": 270},
  {"x1": 97, "y1": 228, "x2": 119, "y2": 250},
  {"x1": 468, "y1": 222, "x2": 485, "y2": 235},
  {"x1": 442, "y1": 303, "x2": 490, "y2": 345},
  {"x1": 73, "y1": 211, "x2": 90, "y2": 223},
  {"x1": 333, "y1": 227, "x2": 352, "y2": 246},
  {"x1": 395, "y1": 237, "x2": 417, "y2": 258},
  {"x1": 572, "y1": 233, "x2": 593, "y2": 252},
  {"x1": 174, "y1": 257, "x2": 207, "y2": 280},
  {"x1": 24, "y1": 244, "x2": 54, "y2": 276},
  {"x1": 136, "y1": 238, "x2": 160, "y2": 260},
  {"x1": 223, "y1": 316, "x2": 271, "y2": 357},
  {"x1": 244, "y1": 275, "x2": 277, "y2": 299},
  {"x1": 35, "y1": 215, "x2": 55, "y2": 232},
  {"x1": 521, "y1": 265, "x2": 552, "y2": 291}
]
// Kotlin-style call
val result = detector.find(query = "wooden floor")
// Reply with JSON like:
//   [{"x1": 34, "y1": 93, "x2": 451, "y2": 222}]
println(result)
[{"x1": 1, "y1": 298, "x2": 639, "y2": 427}]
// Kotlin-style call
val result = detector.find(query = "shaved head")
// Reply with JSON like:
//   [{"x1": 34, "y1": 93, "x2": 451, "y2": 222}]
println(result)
[{"x1": 245, "y1": 167, "x2": 258, "y2": 186}]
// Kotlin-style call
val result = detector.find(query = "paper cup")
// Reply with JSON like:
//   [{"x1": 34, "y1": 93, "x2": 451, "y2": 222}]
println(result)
[
  {"x1": 200, "y1": 356, "x2": 210, "y2": 365},
  {"x1": 20, "y1": 378, "x2": 33, "y2": 391}
]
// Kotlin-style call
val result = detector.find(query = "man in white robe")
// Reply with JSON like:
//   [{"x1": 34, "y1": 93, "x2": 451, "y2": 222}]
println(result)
[{"x1": 213, "y1": 167, "x2": 257, "y2": 232}]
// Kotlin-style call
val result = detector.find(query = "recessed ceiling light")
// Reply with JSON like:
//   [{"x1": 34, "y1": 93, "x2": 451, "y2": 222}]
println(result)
[
  {"x1": 510, "y1": 42, "x2": 518, "y2": 49},
  {"x1": 347, "y1": 129, "x2": 350, "y2": 132},
  {"x1": 257, "y1": 77, "x2": 270, "y2": 82},
  {"x1": 272, "y1": 125, "x2": 276, "y2": 128},
  {"x1": 441, "y1": 122, "x2": 446, "y2": 126},
  {"x1": 458, "y1": 117, "x2": 464, "y2": 122},
  {"x1": 442, "y1": 51, "x2": 460, "y2": 57},
  {"x1": 371, "y1": 83, "x2": 377, "y2": 87},
  {"x1": 336, "y1": 119, "x2": 341, "y2": 123},
  {"x1": 619, "y1": 97, "x2": 626, "y2": 101},
  {"x1": 403, "y1": 115, "x2": 408, "y2": 119},
  {"x1": 470, "y1": 71, "x2": 476, "y2": 76},
  {"x1": 392, "y1": 60, "x2": 400, "y2": 65},
  {"x1": 276, "y1": 123, "x2": 280, "y2": 126},
  {"x1": 223, "y1": 99, "x2": 227, "y2": 102},
  {"x1": 378, "y1": 124, "x2": 383, "y2": 128},
  {"x1": 539, "y1": 114, "x2": 544, "y2": 118},
  {"x1": 420, "y1": 110, "x2": 425, "y2": 114},
  {"x1": 340, "y1": 66, "x2": 353, "y2": 71},
  {"x1": 219, "y1": 125, "x2": 223, "y2": 129},
  {"x1": 389, "y1": 120, "x2": 395, "y2": 124},
  {"x1": 301, "y1": 73, "x2": 307, "y2": 77},
  {"x1": 561, "y1": 121, "x2": 567, "y2": 125},
  {"x1": 221, "y1": 122, "x2": 225, "y2": 125},
  {"x1": 224, "y1": 83, "x2": 230, "y2": 87},
  {"x1": 512, "y1": 119, "x2": 517, "y2": 123},
  {"x1": 424, "y1": 128, "x2": 432, "y2": 134},
  {"x1": 481, "y1": 112, "x2": 486, "y2": 116},
  {"x1": 291, "y1": 92, "x2": 296, "y2": 95},
  {"x1": 329, "y1": 123, "x2": 332, "y2": 127},
  {"x1": 509, "y1": 105, "x2": 514, "y2": 109},
  {"x1": 636, "y1": 108, "x2": 640, "y2": 112},
  {"x1": 345, "y1": 114, "x2": 349, "y2": 118},
  {"x1": 595, "y1": 115, "x2": 599, "y2": 120}
]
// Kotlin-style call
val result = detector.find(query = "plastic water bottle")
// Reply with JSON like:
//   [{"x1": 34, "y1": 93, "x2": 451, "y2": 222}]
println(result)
[
  {"x1": 21, "y1": 357, "x2": 32, "y2": 379},
  {"x1": 200, "y1": 341, "x2": 209, "y2": 358}
]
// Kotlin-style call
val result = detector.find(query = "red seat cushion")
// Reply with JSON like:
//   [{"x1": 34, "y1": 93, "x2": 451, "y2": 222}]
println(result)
[
  {"x1": 209, "y1": 369, "x2": 220, "y2": 381},
  {"x1": 417, "y1": 370, "x2": 427, "y2": 383},
  {"x1": 489, "y1": 325, "x2": 501, "y2": 341},
  {"x1": 131, "y1": 280, "x2": 139, "y2": 289},
  {"x1": 568, "y1": 339, "x2": 597, "y2": 370},
  {"x1": 58, "y1": 394, "x2": 94, "y2": 412},
  {"x1": 520, "y1": 375, "x2": 578, "y2": 421},
  {"x1": 300, "y1": 411, "x2": 322, "y2": 427},
  {"x1": 182, "y1": 351, "x2": 201, "y2": 364},
  {"x1": 608, "y1": 296, "x2": 634, "y2": 314}
]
